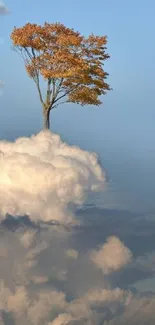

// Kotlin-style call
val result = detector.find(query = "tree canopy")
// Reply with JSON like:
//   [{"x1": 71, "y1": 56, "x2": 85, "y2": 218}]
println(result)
[{"x1": 11, "y1": 22, "x2": 111, "y2": 128}]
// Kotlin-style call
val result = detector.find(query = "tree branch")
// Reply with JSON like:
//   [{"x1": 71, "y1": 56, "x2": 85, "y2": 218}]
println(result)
[
  {"x1": 36, "y1": 81, "x2": 44, "y2": 107},
  {"x1": 50, "y1": 78, "x2": 63, "y2": 96},
  {"x1": 52, "y1": 100, "x2": 69, "y2": 109},
  {"x1": 53, "y1": 83, "x2": 80, "y2": 104},
  {"x1": 24, "y1": 47, "x2": 44, "y2": 107},
  {"x1": 50, "y1": 78, "x2": 56, "y2": 106},
  {"x1": 48, "y1": 78, "x2": 64, "y2": 109},
  {"x1": 46, "y1": 78, "x2": 52, "y2": 106}
]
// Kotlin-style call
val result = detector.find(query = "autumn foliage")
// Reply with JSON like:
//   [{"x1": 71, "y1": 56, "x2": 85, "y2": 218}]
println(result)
[{"x1": 11, "y1": 22, "x2": 110, "y2": 129}]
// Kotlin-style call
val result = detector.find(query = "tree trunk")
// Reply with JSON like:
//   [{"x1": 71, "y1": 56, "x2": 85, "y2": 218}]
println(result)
[{"x1": 43, "y1": 109, "x2": 50, "y2": 130}]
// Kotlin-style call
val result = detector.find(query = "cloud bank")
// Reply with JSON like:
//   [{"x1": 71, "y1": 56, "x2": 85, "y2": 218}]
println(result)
[
  {"x1": 0, "y1": 226, "x2": 140, "y2": 325},
  {"x1": 0, "y1": 213, "x2": 155, "y2": 325},
  {"x1": 0, "y1": 131, "x2": 155, "y2": 325}
]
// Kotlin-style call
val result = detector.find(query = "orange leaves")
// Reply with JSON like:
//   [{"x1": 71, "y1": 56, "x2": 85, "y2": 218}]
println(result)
[
  {"x1": 11, "y1": 24, "x2": 44, "y2": 49},
  {"x1": 68, "y1": 86, "x2": 102, "y2": 106},
  {"x1": 86, "y1": 34, "x2": 108, "y2": 48},
  {"x1": 10, "y1": 22, "x2": 111, "y2": 108},
  {"x1": 25, "y1": 64, "x2": 36, "y2": 78},
  {"x1": 36, "y1": 49, "x2": 89, "y2": 80}
]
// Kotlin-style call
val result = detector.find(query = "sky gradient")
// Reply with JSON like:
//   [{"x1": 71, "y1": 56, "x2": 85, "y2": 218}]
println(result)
[
  {"x1": 1, "y1": 0, "x2": 155, "y2": 139},
  {"x1": 0, "y1": 0, "x2": 155, "y2": 211}
]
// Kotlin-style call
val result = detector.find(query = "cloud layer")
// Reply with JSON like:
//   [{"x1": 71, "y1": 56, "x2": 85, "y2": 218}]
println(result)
[
  {"x1": 0, "y1": 131, "x2": 155, "y2": 325},
  {"x1": 0, "y1": 225, "x2": 135, "y2": 325},
  {"x1": 1, "y1": 223, "x2": 155, "y2": 325}
]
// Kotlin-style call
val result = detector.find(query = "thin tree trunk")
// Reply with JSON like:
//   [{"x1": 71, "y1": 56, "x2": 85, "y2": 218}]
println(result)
[{"x1": 43, "y1": 109, "x2": 50, "y2": 130}]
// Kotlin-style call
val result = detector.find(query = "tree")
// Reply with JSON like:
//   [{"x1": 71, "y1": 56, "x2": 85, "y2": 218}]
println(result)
[{"x1": 11, "y1": 22, "x2": 111, "y2": 130}]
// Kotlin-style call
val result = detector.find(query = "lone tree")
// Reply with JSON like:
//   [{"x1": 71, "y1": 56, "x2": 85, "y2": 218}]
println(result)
[{"x1": 11, "y1": 22, "x2": 110, "y2": 129}]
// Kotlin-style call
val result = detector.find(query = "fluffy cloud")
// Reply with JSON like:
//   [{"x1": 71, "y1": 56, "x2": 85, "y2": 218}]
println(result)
[
  {"x1": 0, "y1": 131, "x2": 105, "y2": 224},
  {"x1": 90, "y1": 236, "x2": 132, "y2": 274},
  {"x1": 0, "y1": 282, "x2": 67, "y2": 325},
  {"x1": 0, "y1": 220, "x2": 133, "y2": 325}
]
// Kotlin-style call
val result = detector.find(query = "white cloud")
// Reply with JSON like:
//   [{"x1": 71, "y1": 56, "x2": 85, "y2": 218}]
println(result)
[
  {"x1": 0, "y1": 131, "x2": 105, "y2": 224},
  {"x1": 90, "y1": 236, "x2": 132, "y2": 274}
]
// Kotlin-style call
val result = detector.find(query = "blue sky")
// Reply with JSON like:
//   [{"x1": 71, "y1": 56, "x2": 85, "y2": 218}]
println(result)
[
  {"x1": 0, "y1": 0, "x2": 155, "y2": 144},
  {"x1": 0, "y1": 0, "x2": 155, "y2": 212},
  {"x1": 0, "y1": 0, "x2": 155, "y2": 138}
]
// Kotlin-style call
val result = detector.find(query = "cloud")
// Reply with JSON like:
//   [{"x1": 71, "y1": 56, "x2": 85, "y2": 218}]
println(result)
[
  {"x1": 1, "y1": 223, "x2": 155, "y2": 325},
  {"x1": 0, "y1": 131, "x2": 105, "y2": 224},
  {"x1": 90, "y1": 236, "x2": 132, "y2": 274},
  {"x1": 66, "y1": 249, "x2": 78, "y2": 259},
  {"x1": 49, "y1": 313, "x2": 74, "y2": 325},
  {"x1": 19, "y1": 229, "x2": 37, "y2": 248},
  {"x1": 0, "y1": 1, "x2": 9, "y2": 14},
  {"x1": 30, "y1": 275, "x2": 49, "y2": 284},
  {"x1": 0, "y1": 282, "x2": 67, "y2": 325},
  {"x1": 67, "y1": 287, "x2": 132, "y2": 321},
  {"x1": 104, "y1": 296, "x2": 155, "y2": 325},
  {"x1": 0, "y1": 131, "x2": 155, "y2": 324},
  {"x1": 83, "y1": 287, "x2": 132, "y2": 305}
]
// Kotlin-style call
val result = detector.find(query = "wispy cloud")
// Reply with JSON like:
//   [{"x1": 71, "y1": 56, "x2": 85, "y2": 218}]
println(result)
[
  {"x1": 0, "y1": 80, "x2": 4, "y2": 87},
  {"x1": 0, "y1": 80, "x2": 4, "y2": 96},
  {"x1": 0, "y1": 1, "x2": 9, "y2": 14}
]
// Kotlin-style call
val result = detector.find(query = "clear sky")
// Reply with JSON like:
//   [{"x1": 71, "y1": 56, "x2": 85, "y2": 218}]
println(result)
[{"x1": 0, "y1": 0, "x2": 155, "y2": 212}]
